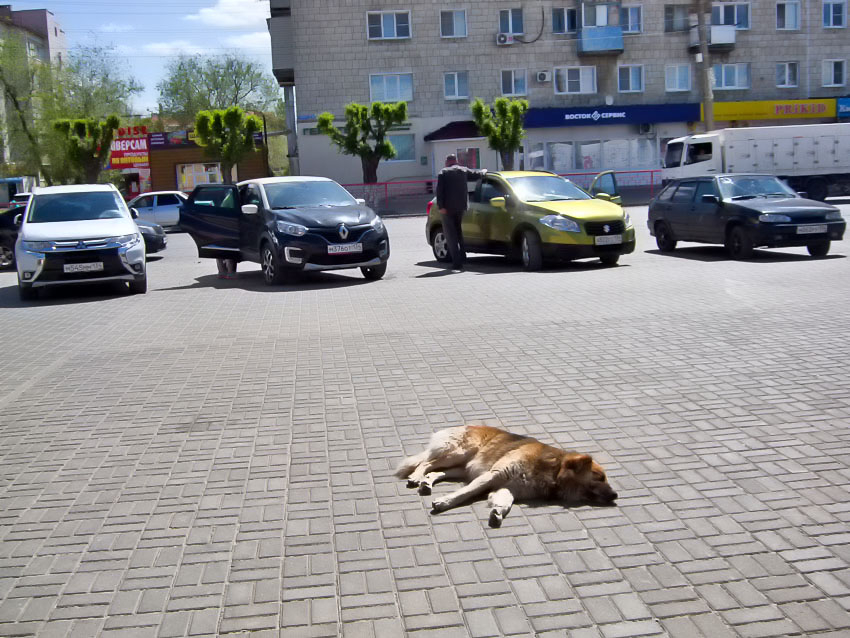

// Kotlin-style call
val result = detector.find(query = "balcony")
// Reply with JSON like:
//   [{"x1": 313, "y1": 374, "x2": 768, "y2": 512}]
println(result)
[
  {"x1": 577, "y1": 26, "x2": 624, "y2": 55},
  {"x1": 688, "y1": 24, "x2": 736, "y2": 52}
]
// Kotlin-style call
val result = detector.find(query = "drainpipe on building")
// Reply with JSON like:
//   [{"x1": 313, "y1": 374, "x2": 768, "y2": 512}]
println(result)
[
  {"x1": 695, "y1": 0, "x2": 715, "y2": 132},
  {"x1": 283, "y1": 85, "x2": 300, "y2": 176}
]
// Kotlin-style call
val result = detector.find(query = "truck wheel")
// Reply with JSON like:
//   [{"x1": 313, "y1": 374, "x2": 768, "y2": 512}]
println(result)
[
  {"x1": 807, "y1": 241, "x2": 830, "y2": 257},
  {"x1": 806, "y1": 178, "x2": 828, "y2": 201},
  {"x1": 726, "y1": 226, "x2": 754, "y2": 260}
]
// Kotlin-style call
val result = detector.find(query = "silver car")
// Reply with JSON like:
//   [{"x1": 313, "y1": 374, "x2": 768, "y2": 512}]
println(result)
[{"x1": 127, "y1": 191, "x2": 186, "y2": 227}]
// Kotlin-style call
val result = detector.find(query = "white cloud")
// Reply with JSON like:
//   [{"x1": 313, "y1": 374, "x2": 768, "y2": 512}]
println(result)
[
  {"x1": 222, "y1": 31, "x2": 271, "y2": 55},
  {"x1": 185, "y1": 0, "x2": 269, "y2": 30},
  {"x1": 100, "y1": 23, "x2": 132, "y2": 33},
  {"x1": 143, "y1": 40, "x2": 209, "y2": 57}
]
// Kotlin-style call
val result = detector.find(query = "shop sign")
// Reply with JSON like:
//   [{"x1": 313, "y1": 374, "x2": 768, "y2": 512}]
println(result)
[
  {"x1": 712, "y1": 99, "x2": 836, "y2": 121},
  {"x1": 149, "y1": 130, "x2": 265, "y2": 148},
  {"x1": 116, "y1": 126, "x2": 149, "y2": 138},
  {"x1": 108, "y1": 136, "x2": 149, "y2": 169},
  {"x1": 525, "y1": 103, "x2": 700, "y2": 128},
  {"x1": 838, "y1": 98, "x2": 850, "y2": 119}
]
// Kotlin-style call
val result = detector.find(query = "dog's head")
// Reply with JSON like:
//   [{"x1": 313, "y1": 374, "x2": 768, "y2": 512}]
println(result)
[{"x1": 556, "y1": 454, "x2": 617, "y2": 504}]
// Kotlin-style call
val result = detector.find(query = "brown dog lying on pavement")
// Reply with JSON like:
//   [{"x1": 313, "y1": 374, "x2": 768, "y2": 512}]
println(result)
[{"x1": 396, "y1": 425, "x2": 617, "y2": 527}]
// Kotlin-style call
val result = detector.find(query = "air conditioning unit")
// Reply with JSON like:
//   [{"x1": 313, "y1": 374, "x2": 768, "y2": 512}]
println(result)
[
  {"x1": 536, "y1": 70, "x2": 551, "y2": 83},
  {"x1": 496, "y1": 33, "x2": 515, "y2": 45},
  {"x1": 638, "y1": 123, "x2": 654, "y2": 135}
]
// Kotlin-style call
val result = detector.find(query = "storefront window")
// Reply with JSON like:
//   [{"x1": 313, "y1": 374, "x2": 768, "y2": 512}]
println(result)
[
  {"x1": 603, "y1": 139, "x2": 631, "y2": 168},
  {"x1": 528, "y1": 143, "x2": 545, "y2": 170},
  {"x1": 546, "y1": 142, "x2": 575, "y2": 172},
  {"x1": 578, "y1": 141, "x2": 601, "y2": 170},
  {"x1": 456, "y1": 147, "x2": 480, "y2": 168},
  {"x1": 177, "y1": 163, "x2": 223, "y2": 191}
]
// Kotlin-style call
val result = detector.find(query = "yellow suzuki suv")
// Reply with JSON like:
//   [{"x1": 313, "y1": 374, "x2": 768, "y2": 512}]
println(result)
[{"x1": 426, "y1": 170, "x2": 634, "y2": 269}]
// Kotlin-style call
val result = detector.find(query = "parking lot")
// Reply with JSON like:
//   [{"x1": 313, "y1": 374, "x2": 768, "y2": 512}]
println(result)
[{"x1": 1, "y1": 203, "x2": 850, "y2": 637}]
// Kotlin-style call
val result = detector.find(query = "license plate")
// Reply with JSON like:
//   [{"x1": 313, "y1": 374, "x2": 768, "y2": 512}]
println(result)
[
  {"x1": 595, "y1": 234, "x2": 622, "y2": 246},
  {"x1": 328, "y1": 243, "x2": 363, "y2": 254},
  {"x1": 63, "y1": 262, "x2": 103, "y2": 273},
  {"x1": 797, "y1": 224, "x2": 827, "y2": 235}
]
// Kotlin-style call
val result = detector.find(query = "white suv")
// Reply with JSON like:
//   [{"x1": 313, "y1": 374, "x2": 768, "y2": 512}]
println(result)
[{"x1": 15, "y1": 184, "x2": 147, "y2": 300}]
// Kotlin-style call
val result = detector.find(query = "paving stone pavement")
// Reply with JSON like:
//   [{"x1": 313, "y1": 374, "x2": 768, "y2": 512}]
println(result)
[{"x1": 0, "y1": 203, "x2": 849, "y2": 637}]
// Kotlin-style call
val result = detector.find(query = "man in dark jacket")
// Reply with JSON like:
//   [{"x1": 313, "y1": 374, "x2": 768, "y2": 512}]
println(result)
[{"x1": 435, "y1": 154, "x2": 487, "y2": 269}]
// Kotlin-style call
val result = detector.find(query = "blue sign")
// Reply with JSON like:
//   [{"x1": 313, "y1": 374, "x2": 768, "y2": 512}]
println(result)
[
  {"x1": 838, "y1": 98, "x2": 850, "y2": 119},
  {"x1": 525, "y1": 103, "x2": 701, "y2": 128}
]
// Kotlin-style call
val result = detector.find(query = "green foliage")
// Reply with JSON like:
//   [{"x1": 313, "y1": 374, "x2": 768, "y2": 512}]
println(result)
[
  {"x1": 158, "y1": 54, "x2": 281, "y2": 127},
  {"x1": 194, "y1": 106, "x2": 263, "y2": 184},
  {"x1": 317, "y1": 102, "x2": 408, "y2": 183},
  {"x1": 52, "y1": 115, "x2": 121, "y2": 184},
  {"x1": 470, "y1": 97, "x2": 529, "y2": 171}
]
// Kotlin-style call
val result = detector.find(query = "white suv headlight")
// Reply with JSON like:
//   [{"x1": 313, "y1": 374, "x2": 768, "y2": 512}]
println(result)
[
  {"x1": 110, "y1": 234, "x2": 141, "y2": 247},
  {"x1": 540, "y1": 214, "x2": 580, "y2": 233},
  {"x1": 21, "y1": 240, "x2": 53, "y2": 251}
]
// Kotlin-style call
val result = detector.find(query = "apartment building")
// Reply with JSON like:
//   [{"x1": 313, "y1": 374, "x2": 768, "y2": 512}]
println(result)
[{"x1": 268, "y1": 1, "x2": 849, "y2": 184}]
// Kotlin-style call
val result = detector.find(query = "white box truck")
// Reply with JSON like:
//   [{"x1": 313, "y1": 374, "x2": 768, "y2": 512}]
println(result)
[{"x1": 661, "y1": 122, "x2": 850, "y2": 200}]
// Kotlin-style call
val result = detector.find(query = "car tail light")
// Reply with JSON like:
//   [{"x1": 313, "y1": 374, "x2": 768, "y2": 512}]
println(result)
[{"x1": 426, "y1": 201, "x2": 433, "y2": 216}]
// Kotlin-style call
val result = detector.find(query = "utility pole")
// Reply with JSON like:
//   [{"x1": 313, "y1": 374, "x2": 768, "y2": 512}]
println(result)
[{"x1": 695, "y1": 0, "x2": 715, "y2": 132}]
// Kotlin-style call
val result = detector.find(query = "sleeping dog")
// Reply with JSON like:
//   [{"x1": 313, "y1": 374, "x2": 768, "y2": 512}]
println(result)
[{"x1": 396, "y1": 425, "x2": 617, "y2": 527}]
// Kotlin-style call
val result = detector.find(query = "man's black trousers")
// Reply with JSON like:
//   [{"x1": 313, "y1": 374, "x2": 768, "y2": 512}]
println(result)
[{"x1": 443, "y1": 210, "x2": 466, "y2": 268}]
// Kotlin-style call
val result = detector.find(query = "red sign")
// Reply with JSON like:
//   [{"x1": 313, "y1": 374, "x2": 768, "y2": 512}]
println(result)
[
  {"x1": 116, "y1": 126, "x2": 149, "y2": 138},
  {"x1": 108, "y1": 136, "x2": 149, "y2": 170}
]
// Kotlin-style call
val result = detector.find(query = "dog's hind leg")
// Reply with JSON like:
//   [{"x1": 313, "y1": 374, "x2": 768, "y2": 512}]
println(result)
[
  {"x1": 417, "y1": 467, "x2": 466, "y2": 496},
  {"x1": 394, "y1": 451, "x2": 428, "y2": 480},
  {"x1": 487, "y1": 488, "x2": 514, "y2": 528},
  {"x1": 432, "y1": 471, "x2": 500, "y2": 513}
]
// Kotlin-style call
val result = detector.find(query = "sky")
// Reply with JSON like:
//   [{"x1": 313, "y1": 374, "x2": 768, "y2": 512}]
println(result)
[{"x1": 11, "y1": 0, "x2": 274, "y2": 114}]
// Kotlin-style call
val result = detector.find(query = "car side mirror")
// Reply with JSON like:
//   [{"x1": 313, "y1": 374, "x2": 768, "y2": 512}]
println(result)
[
  {"x1": 796, "y1": 191, "x2": 807, "y2": 198},
  {"x1": 595, "y1": 192, "x2": 612, "y2": 202},
  {"x1": 489, "y1": 196, "x2": 507, "y2": 209},
  {"x1": 13, "y1": 213, "x2": 22, "y2": 227},
  {"x1": 701, "y1": 194, "x2": 719, "y2": 204},
  {"x1": 130, "y1": 207, "x2": 139, "y2": 219},
  {"x1": 355, "y1": 198, "x2": 366, "y2": 205},
  {"x1": 241, "y1": 204, "x2": 259, "y2": 215}
]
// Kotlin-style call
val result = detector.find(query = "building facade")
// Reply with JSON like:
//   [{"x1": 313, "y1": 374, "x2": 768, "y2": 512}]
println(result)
[{"x1": 269, "y1": 0, "x2": 850, "y2": 185}]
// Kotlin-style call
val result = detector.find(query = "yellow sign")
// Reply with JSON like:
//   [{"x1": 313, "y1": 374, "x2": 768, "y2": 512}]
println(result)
[{"x1": 708, "y1": 99, "x2": 836, "y2": 121}]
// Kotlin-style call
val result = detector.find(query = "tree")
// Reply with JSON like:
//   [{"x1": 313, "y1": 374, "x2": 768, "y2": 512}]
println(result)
[
  {"x1": 52, "y1": 116, "x2": 121, "y2": 184},
  {"x1": 317, "y1": 101, "x2": 408, "y2": 184},
  {"x1": 157, "y1": 54, "x2": 281, "y2": 127},
  {"x1": 194, "y1": 106, "x2": 262, "y2": 184},
  {"x1": 471, "y1": 98, "x2": 529, "y2": 171}
]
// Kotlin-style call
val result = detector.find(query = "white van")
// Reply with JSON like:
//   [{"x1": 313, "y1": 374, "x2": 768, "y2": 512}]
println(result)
[{"x1": 15, "y1": 184, "x2": 147, "y2": 300}]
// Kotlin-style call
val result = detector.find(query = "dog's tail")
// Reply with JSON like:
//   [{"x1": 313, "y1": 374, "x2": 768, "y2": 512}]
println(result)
[{"x1": 394, "y1": 451, "x2": 428, "y2": 479}]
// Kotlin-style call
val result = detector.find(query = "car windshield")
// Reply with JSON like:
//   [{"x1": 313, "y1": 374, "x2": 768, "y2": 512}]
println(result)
[
  {"x1": 717, "y1": 176, "x2": 796, "y2": 200},
  {"x1": 505, "y1": 176, "x2": 591, "y2": 202},
  {"x1": 27, "y1": 191, "x2": 127, "y2": 223},
  {"x1": 264, "y1": 181, "x2": 357, "y2": 209}
]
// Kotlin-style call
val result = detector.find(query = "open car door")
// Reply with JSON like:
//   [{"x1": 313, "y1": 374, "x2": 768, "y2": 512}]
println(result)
[
  {"x1": 179, "y1": 184, "x2": 242, "y2": 260},
  {"x1": 589, "y1": 171, "x2": 622, "y2": 205}
]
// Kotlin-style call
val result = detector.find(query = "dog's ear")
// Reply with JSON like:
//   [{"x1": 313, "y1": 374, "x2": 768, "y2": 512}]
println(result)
[{"x1": 556, "y1": 454, "x2": 592, "y2": 480}]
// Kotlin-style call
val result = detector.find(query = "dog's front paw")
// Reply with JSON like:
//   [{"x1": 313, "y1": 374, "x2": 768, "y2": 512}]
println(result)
[
  {"x1": 488, "y1": 509, "x2": 503, "y2": 528},
  {"x1": 406, "y1": 479, "x2": 419, "y2": 489},
  {"x1": 431, "y1": 498, "x2": 450, "y2": 513}
]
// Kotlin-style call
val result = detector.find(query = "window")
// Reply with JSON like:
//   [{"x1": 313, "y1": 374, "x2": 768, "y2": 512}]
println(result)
[
  {"x1": 583, "y1": 4, "x2": 609, "y2": 26},
  {"x1": 685, "y1": 142, "x2": 713, "y2": 164},
  {"x1": 578, "y1": 141, "x2": 601, "y2": 170},
  {"x1": 618, "y1": 65, "x2": 644, "y2": 92},
  {"x1": 499, "y1": 8, "x2": 524, "y2": 34},
  {"x1": 823, "y1": 59, "x2": 846, "y2": 86},
  {"x1": 554, "y1": 66, "x2": 597, "y2": 94},
  {"x1": 178, "y1": 163, "x2": 223, "y2": 191},
  {"x1": 671, "y1": 181, "x2": 698, "y2": 203},
  {"x1": 776, "y1": 62, "x2": 799, "y2": 87},
  {"x1": 367, "y1": 11, "x2": 411, "y2": 39},
  {"x1": 441, "y1": 10, "x2": 467, "y2": 37},
  {"x1": 479, "y1": 178, "x2": 507, "y2": 203},
  {"x1": 664, "y1": 142, "x2": 684, "y2": 168},
  {"x1": 370, "y1": 73, "x2": 414, "y2": 102},
  {"x1": 620, "y1": 5, "x2": 642, "y2": 32},
  {"x1": 547, "y1": 142, "x2": 575, "y2": 172},
  {"x1": 444, "y1": 71, "x2": 469, "y2": 99},
  {"x1": 776, "y1": 1, "x2": 800, "y2": 29},
  {"x1": 387, "y1": 134, "x2": 415, "y2": 161},
  {"x1": 823, "y1": 0, "x2": 846, "y2": 26},
  {"x1": 157, "y1": 194, "x2": 181, "y2": 206},
  {"x1": 457, "y1": 148, "x2": 480, "y2": 169},
  {"x1": 712, "y1": 63, "x2": 750, "y2": 89},
  {"x1": 553, "y1": 7, "x2": 578, "y2": 32},
  {"x1": 666, "y1": 64, "x2": 691, "y2": 91},
  {"x1": 695, "y1": 181, "x2": 719, "y2": 200},
  {"x1": 712, "y1": 2, "x2": 749, "y2": 28},
  {"x1": 239, "y1": 185, "x2": 262, "y2": 206},
  {"x1": 664, "y1": 5, "x2": 690, "y2": 31},
  {"x1": 135, "y1": 196, "x2": 154, "y2": 208},
  {"x1": 501, "y1": 69, "x2": 527, "y2": 96}
]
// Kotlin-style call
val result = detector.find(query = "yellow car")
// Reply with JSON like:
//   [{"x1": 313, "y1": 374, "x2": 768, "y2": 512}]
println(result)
[{"x1": 426, "y1": 170, "x2": 635, "y2": 269}]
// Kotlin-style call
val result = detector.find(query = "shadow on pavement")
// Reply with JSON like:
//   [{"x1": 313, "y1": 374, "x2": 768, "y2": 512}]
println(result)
[
  {"x1": 645, "y1": 247, "x2": 845, "y2": 263},
  {"x1": 0, "y1": 281, "x2": 135, "y2": 308},
  {"x1": 414, "y1": 257, "x2": 628, "y2": 277},
  {"x1": 159, "y1": 267, "x2": 374, "y2": 293}
]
